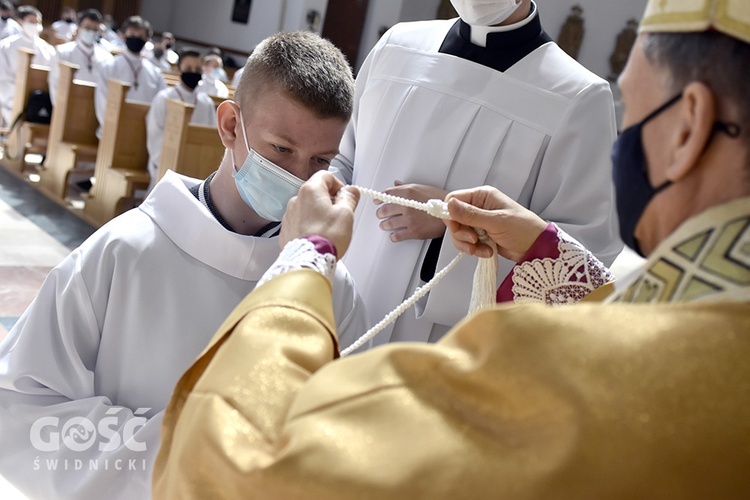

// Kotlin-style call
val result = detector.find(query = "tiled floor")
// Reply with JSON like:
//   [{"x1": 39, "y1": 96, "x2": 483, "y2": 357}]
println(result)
[{"x1": 0, "y1": 165, "x2": 94, "y2": 342}]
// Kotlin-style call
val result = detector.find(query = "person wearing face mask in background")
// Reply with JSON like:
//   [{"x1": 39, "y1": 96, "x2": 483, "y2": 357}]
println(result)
[
  {"x1": 330, "y1": 0, "x2": 623, "y2": 349},
  {"x1": 94, "y1": 15, "x2": 166, "y2": 138},
  {"x1": 145, "y1": 49, "x2": 217, "y2": 192},
  {"x1": 0, "y1": 0, "x2": 22, "y2": 39},
  {"x1": 153, "y1": 1, "x2": 750, "y2": 497},
  {"x1": 51, "y1": 6, "x2": 77, "y2": 41},
  {"x1": 145, "y1": 34, "x2": 171, "y2": 71},
  {"x1": 0, "y1": 5, "x2": 54, "y2": 128},
  {"x1": 146, "y1": 32, "x2": 178, "y2": 71},
  {"x1": 0, "y1": 31, "x2": 366, "y2": 500},
  {"x1": 196, "y1": 53, "x2": 230, "y2": 98},
  {"x1": 99, "y1": 13, "x2": 123, "y2": 49},
  {"x1": 47, "y1": 9, "x2": 113, "y2": 106},
  {"x1": 206, "y1": 46, "x2": 230, "y2": 82}
]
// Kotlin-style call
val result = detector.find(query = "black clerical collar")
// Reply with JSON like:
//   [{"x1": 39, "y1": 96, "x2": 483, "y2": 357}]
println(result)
[
  {"x1": 189, "y1": 171, "x2": 281, "y2": 237},
  {"x1": 438, "y1": 2, "x2": 552, "y2": 73}
]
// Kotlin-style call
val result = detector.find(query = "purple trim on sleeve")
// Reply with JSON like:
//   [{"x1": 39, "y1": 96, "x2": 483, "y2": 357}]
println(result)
[
  {"x1": 304, "y1": 235, "x2": 338, "y2": 259},
  {"x1": 496, "y1": 223, "x2": 560, "y2": 303}
]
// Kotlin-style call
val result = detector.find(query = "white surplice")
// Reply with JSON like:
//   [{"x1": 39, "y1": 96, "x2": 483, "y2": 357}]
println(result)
[
  {"x1": 0, "y1": 33, "x2": 54, "y2": 125},
  {"x1": 332, "y1": 18, "x2": 622, "y2": 345},
  {"x1": 0, "y1": 171, "x2": 367, "y2": 499},
  {"x1": 94, "y1": 51, "x2": 166, "y2": 136},
  {"x1": 47, "y1": 40, "x2": 113, "y2": 105},
  {"x1": 146, "y1": 85, "x2": 217, "y2": 191},
  {"x1": 0, "y1": 17, "x2": 22, "y2": 39},
  {"x1": 196, "y1": 74, "x2": 229, "y2": 99},
  {"x1": 51, "y1": 19, "x2": 76, "y2": 41}
]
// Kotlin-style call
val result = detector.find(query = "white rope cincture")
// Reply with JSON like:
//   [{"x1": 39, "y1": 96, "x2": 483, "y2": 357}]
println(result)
[
  {"x1": 340, "y1": 251, "x2": 464, "y2": 356},
  {"x1": 355, "y1": 186, "x2": 451, "y2": 220},
  {"x1": 339, "y1": 186, "x2": 497, "y2": 357}
]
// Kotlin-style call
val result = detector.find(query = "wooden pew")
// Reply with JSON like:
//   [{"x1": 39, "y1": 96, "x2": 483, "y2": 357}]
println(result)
[
  {"x1": 41, "y1": 29, "x2": 67, "y2": 46},
  {"x1": 38, "y1": 61, "x2": 98, "y2": 201},
  {"x1": 157, "y1": 98, "x2": 225, "y2": 182},
  {"x1": 162, "y1": 71, "x2": 181, "y2": 87},
  {"x1": 2, "y1": 48, "x2": 50, "y2": 173},
  {"x1": 82, "y1": 79, "x2": 150, "y2": 227}
]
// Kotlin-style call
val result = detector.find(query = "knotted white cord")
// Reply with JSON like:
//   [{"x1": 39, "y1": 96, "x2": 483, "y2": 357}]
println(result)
[
  {"x1": 355, "y1": 186, "x2": 451, "y2": 219},
  {"x1": 340, "y1": 187, "x2": 497, "y2": 357}
]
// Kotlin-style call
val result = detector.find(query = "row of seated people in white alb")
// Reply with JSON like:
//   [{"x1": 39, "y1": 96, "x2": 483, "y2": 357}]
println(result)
[
  {"x1": 0, "y1": 8, "x2": 228, "y2": 149},
  {"x1": 1, "y1": 8, "x2": 229, "y2": 201},
  {"x1": 92, "y1": 15, "x2": 225, "y2": 142},
  {"x1": 0, "y1": 5, "x2": 54, "y2": 127}
]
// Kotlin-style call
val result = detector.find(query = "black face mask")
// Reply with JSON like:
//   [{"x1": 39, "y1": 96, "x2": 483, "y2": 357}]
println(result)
[
  {"x1": 125, "y1": 36, "x2": 147, "y2": 54},
  {"x1": 64, "y1": 18, "x2": 74, "y2": 24},
  {"x1": 611, "y1": 93, "x2": 741, "y2": 256},
  {"x1": 165, "y1": 43, "x2": 173, "y2": 50},
  {"x1": 153, "y1": 48, "x2": 164, "y2": 59},
  {"x1": 180, "y1": 71, "x2": 202, "y2": 90},
  {"x1": 2, "y1": 15, "x2": 10, "y2": 21}
]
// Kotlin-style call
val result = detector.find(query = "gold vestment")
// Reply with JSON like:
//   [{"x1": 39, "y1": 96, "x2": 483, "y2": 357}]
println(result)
[{"x1": 154, "y1": 198, "x2": 750, "y2": 499}]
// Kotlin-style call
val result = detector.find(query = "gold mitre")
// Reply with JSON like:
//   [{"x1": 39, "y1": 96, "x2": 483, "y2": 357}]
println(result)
[{"x1": 639, "y1": 0, "x2": 750, "y2": 44}]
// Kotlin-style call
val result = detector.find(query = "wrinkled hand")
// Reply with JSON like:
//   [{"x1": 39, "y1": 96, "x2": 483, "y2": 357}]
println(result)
[
  {"x1": 445, "y1": 186, "x2": 547, "y2": 262},
  {"x1": 281, "y1": 171, "x2": 360, "y2": 257},
  {"x1": 375, "y1": 181, "x2": 448, "y2": 242}
]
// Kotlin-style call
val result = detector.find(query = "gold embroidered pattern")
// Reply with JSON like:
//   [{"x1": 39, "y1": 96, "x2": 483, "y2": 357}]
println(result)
[{"x1": 616, "y1": 201, "x2": 750, "y2": 304}]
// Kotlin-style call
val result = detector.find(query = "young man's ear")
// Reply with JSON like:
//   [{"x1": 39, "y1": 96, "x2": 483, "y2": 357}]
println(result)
[
  {"x1": 667, "y1": 81, "x2": 716, "y2": 181},
  {"x1": 216, "y1": 100, "x2": 240, "y2": 150}
]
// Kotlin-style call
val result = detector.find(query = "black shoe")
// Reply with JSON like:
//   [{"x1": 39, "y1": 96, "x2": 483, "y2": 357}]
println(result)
[{"x1": 76, "y1": 179, "x2": 93, "y2": 191}]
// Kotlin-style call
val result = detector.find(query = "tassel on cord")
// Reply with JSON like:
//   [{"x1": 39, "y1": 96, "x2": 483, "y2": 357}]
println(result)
[
  {"x1": 340, "y1": 187, "x2": 497, "y2": 357},
  {"x1": 468, "y1": 229, "x2": 498, "y2": 314}
]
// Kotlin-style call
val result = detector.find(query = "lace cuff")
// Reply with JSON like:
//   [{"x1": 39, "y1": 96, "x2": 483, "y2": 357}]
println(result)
[
  {"x1": 497, "y1": 223, "x2": 614, "y2": 305},
  {"x1": 258, "y1": 238, "x2": 337, "y2": 287}
]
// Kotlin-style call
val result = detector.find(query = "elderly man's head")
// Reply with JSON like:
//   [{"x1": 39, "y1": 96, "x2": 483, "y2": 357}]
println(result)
[{"x1": 614, "y1": 0, "x2": 750, "y2": 255}]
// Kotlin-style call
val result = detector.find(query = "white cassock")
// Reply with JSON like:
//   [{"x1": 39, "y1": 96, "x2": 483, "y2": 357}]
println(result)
[
  {"x1": 148, "y1": 54, "x2": 172, "y2": 72},
  {"x1": 331, "y1": 18, "x2": 622, "y2": 345},
  {"x1": 0, "y1": 17, "x2": 22, "y2": 39},
  {"x1": 101, "y1": 28, "x2": 123, "y2": 48},
  {"x1": 0, "y1": 33, "x2": 54, "y2": 126},
  {"x1": 145, "y1": 85, "x2": 217, "y2": 191},
  {"x1": 47, "y1": 40, "x2": 113, "y2": 105},
  {"x1": 94, "y1": 51, "x2": 166, "y2": 137},
  {"x1": 51, "y1": 19, "x2": 77, "y2": 41},
  {"x1": 0, "y1": 171, "x2": 367, "y2": 500},
  {"x1": 145, "y1": 48, "x2": 178, "y2": 69},
  {"x1": 196, "y1": 74, "x2": 229, "y2": 98}
]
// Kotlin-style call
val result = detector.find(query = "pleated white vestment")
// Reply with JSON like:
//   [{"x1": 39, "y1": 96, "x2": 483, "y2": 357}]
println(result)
[{"x1": 332, "y1": 18, "x2": 622, "y2": 345}]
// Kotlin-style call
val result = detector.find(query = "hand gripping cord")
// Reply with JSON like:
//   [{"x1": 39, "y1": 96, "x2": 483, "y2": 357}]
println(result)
[{"x1": 340, "y1": 187, "x2": 497, "y2": 357}]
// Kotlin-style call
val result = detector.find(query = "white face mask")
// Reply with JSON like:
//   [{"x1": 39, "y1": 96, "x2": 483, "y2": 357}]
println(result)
[
  {"x1": 450, "y1": 0, "x2": 522, "y2": 26},
  {"x1": 79, "y1": 28, "x2": 98, "y2": 46},
  {"x1": 23, "y1": 21, "x2": 41, "y2": 38}
]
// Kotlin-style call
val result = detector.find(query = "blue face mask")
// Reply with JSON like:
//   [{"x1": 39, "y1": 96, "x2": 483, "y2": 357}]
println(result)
[
  {"x1": 612, "y1": 93, "x2": 741, "y2": 256},
  {"x1": 231, "y1": 108, "x2": 305, "y2": 222}
]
